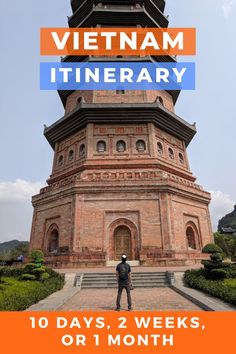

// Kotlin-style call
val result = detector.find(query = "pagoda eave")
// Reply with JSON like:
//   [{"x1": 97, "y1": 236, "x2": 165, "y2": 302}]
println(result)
[
  {"x1": 44, "y1": 102, "x2": 196, "y2": 149},
  {"x1": 71, "y1": 0, "x2": 166, "y2": 14},
  {"x1": 69, "y1": 8, "x2": 168, "y2": 28},
  {"x1": 61, "y1": 54, "x2": 177, "y2": 64}
]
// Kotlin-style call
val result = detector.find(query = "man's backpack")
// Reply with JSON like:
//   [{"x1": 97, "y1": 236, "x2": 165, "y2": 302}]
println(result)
[{"x1": 119, "y1": 263, "x2": 129, "y2": 281}]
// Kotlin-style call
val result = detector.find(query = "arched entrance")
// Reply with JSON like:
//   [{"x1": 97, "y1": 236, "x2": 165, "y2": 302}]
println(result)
[
  {"x1": 46, "y1": 224, "x2": 59, "y2": 254},
  {"x1": 186, "y1": 226, "x2": 196, "y2": 250},
  {"x1": 185, "y1": 222, "x2": 200, "y2": 250},
  {"x1": 114, "y1": 225, "x2": 132, "y2": 260},
  {"x1": 48, "y1": 229, "x2": 59, "y2": 252},
  {"x1": 108, "y1": 218, "x2": 139, "y2": 261}
]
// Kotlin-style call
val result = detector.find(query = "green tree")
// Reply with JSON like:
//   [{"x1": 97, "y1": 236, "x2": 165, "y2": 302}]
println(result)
[
  {"x1": 201, "y1": 243, "x2": 224, "y2": 271},
  {"x1": 30, "y1": 250, "x2": 44, "y2": 266},
  {"x1": 0, "y1": 267, "x2": 4, "y2": 283},
  {"x1": 202, "y1": 243, "x2": 224, "y2": 255},
  {"x1": 214, "y1": 232, "x2": 236, "y2": 260},
  {"x1": 8, "y1": 243, "x2": 29, "y2": 260}
]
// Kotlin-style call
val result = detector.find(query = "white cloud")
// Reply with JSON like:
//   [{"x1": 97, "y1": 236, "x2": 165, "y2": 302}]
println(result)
[
  {"x1": 0, "y1": 180, "x2": 44, "y2": 242},
  {"x1": 222, "y1": 0, "x2": 235, "y2": 18},
  {"x1": 0, "y1": 179, "x2": 43, "y2": 204},
  {"x1": 209, "y1": 191, "x2": 235, "y2": 231}
]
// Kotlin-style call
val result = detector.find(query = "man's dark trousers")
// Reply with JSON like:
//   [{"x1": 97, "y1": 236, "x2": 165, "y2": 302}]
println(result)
[{"x1": 116, "y1": 280, "x2": 132, "y2": 309}]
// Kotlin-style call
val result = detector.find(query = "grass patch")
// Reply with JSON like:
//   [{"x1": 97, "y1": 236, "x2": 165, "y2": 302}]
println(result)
[{"x1": 0, "y1": 271, "x2": 64, "y2": 311}]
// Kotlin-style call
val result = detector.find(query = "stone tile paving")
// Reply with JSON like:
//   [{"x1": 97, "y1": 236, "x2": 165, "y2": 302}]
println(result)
[{"x1": 58, "y1": 287, "x2": 202, "y2": 311}]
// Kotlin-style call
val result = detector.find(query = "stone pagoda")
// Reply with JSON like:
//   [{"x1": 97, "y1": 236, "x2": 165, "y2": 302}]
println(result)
[{"x1": 30, "y1": 0, "x2": 213, "y2": 267}]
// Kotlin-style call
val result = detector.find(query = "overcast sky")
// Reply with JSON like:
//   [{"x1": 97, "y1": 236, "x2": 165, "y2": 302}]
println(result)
[{"x1": 0, "y1": 0, "x2": 235, "y2": 242}]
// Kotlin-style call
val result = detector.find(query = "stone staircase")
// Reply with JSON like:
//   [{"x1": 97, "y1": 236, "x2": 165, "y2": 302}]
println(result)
[{"x1": 75, "y1": 272, "x2": 171, "y2": 289}]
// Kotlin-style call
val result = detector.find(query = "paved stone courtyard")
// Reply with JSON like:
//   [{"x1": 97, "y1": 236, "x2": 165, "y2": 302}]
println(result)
[
  {"x1": 58, "y1": 287, "x2": 202, "y2": 311},
  {"x1": 27, "y1": 268, "x2": 235, "y2": 312}
]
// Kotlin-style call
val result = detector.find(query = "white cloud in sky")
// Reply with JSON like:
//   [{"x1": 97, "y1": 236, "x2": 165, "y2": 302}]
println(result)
[
  {"x1": 0, "y1": 179, "x2": 43, "y2": 242},
  {"x1": 209, "y1": 190, "x2": 235, "y2": 231},
  {"x1": 0, "y1": 179, "x2": 43, "y2": 204},
  {"x1": 222, "y1": 0, "x2": 235, "y2": 18}
]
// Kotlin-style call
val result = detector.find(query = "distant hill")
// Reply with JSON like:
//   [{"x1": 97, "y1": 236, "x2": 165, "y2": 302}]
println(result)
[
  {"x1": 0, "y1": 240, "x2": 21, "y2": 253},
  {"x1": 0, "y1": 240, "x2": 29, "y2": 259},
  {"x1": 218, "y1": 205, "x2": 236, "y2": 231}
]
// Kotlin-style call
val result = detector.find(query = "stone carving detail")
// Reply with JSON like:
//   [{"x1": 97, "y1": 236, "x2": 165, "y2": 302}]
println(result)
[
  {"x1": 40, "y1": 174, "x2": 80, "y2": 194},
  {"x1": 94, "y1": 124, "x2": 148, "y2": 136},
  {"x1": 85, "y1": 170, "x2": 162, "y2": 181},
  {"x1": 39, "y1": 170, "x2": 202, "y2": 195}
]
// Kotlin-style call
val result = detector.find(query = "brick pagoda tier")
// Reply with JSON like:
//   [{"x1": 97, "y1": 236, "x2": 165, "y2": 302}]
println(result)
[{"x1": 29, "y1": 0, "x2": 213, "y2": 267}]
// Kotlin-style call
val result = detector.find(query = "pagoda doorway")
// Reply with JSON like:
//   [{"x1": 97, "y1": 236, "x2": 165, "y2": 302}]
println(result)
[{"x1": 114, "y1": 225, "x2": 132, "y2": 260}]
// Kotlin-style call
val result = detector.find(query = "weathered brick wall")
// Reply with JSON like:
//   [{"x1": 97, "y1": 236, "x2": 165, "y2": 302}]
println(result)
[
  {"x1": 74, "y1": 195, "x2": 162, "y2": 256},
  {"x1": 30, "y1": 179, "x2": 212, "y2": 267},
  {"x1": 30, "y1": 195, "x2": 74, "y2": 253},
  {"x1": 171, "y1": 194, "x2": 213, "y2": 251},
  {"x1": 64, "y1": 89, "x2": 174, "y2": 114},
  {"x1": 50, "y1": 122, "x2": 192, "y2": 184}
]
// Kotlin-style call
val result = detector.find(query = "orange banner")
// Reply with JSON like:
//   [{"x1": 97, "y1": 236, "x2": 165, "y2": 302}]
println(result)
[
  {"x1": 0, "y1": 311, "x2": 235, "y2": 354},
  {"x1": 40, "y1": 28, "x2": 196, "y2": 56}
]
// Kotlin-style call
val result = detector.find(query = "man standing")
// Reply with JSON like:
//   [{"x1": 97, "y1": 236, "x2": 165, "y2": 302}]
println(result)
[{"x1": 116, "y1": 254, "x2": 132, "y2": 311}]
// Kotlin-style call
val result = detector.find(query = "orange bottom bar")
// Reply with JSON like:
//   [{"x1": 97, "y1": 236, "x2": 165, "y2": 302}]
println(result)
[{"x1": 0, "y1": 311, "x2": 235, "y2": 354}]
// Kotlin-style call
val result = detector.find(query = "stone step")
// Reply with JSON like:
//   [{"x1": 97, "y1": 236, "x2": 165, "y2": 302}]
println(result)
[
  {"x1": 82, "y1": 275, "x2": 167, "y2": 280},
  {"x1": 82, "y1": 280, "x2": 166, "y2": 284},
  {"x1": 82, "y1": 280, "x2": 167, "y2": 286},
  {"x1": 82, "y1": 278, "x2": 167, "y2": 282},
  {"x1": 82, "y1": 276, "x2": 167, "y2": 281},
  {"x1": 82, "y1": 272, "x2": 167, "y2": 277},
  {"x1": 82, "y1": 283, "x2": 169, "y2": 289},
  {"x1": 81, "y1": 283, "x2": 169, "y2": 288},
  {"x1": 77, "y1": 272, "x2": 170, "y2": 288}
]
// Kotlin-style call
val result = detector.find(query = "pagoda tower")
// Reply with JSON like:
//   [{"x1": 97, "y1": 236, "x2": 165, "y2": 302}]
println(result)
[{"x1": 30, "y1": 0, "x2": 213, "y2": 267}]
